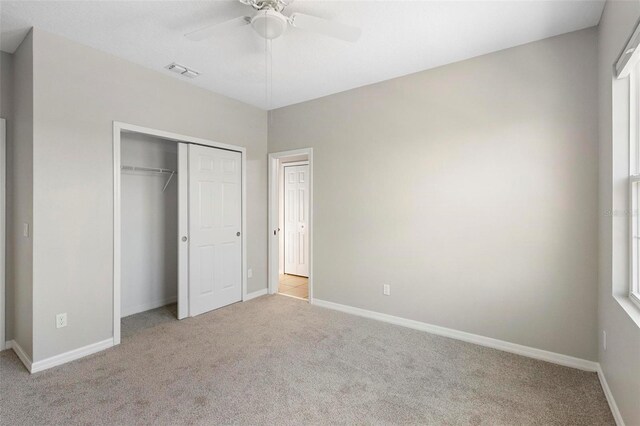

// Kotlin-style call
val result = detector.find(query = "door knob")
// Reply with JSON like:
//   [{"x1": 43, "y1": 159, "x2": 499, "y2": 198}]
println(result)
[
  {"x1": 181, "y1": 236, "x2": 188, "y2": 242},
  {"x1": 236, "y1": 232, "x2": 241, "y2": 236}
]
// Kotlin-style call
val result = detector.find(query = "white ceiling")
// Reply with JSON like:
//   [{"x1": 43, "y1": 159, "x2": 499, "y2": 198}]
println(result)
[{"x1": 1, "y1": 0, "x2": 605, "y2": 110}]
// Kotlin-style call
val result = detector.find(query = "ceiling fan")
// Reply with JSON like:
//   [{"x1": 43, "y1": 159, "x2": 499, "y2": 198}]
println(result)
[{"x1": 185, "y1": 0, "x2": 361, "y2": 42}]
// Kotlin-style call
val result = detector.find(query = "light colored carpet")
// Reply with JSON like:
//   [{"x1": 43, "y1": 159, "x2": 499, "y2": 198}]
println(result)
[{"x1": 1, "y1": 295, "x2": 613, "y2": 425}]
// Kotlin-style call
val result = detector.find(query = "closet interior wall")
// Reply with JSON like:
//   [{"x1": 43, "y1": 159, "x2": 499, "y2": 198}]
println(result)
[{"x1": 121, "y1": 132, "x2": 178, "y2": 318}]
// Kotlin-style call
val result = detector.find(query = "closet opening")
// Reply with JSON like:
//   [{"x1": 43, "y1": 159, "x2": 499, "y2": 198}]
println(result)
[
  {"x1": 113, "y1": 122, "x2": 248, "y2": 346},
  {"x1": 120, "y1": 132, "x2": 180, "y2": 338}
]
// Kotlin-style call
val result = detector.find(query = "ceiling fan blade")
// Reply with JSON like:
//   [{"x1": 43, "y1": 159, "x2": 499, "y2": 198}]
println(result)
[
  {"x1": 185, "y1": 16, "x2": 251, "y2": 41},
  {"x1": 289, "y1": 13, "x2": 361, "y2": 42}
]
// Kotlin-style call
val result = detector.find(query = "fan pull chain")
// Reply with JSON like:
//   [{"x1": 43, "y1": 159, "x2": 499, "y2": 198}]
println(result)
[{"x1": 265, "y1": 37, "x2": 273, "y2": 112}]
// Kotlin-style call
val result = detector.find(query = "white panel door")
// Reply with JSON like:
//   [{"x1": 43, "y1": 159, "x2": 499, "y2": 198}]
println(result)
[
  {"x1": 189, "y1": 144, "x2": 242, "y2": 316},
  {"x1": 284, "y1": 165, "x2": 309, "y2": 277}
]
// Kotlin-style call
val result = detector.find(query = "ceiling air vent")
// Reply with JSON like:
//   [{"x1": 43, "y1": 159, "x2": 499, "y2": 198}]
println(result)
[{"x1": 165, "y1": 63, "x2": 200, "y2": 79}]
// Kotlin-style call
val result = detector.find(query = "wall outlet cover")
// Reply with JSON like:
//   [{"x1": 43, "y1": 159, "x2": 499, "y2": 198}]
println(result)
[
  {"x1": 383, "y1": 284, "x2": 391, "y2": 296},
  {"x1": 56, "y1": 313, "x2": 67, "y2": 329}
]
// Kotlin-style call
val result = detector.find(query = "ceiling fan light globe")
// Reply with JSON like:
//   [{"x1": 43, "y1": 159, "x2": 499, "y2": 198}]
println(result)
[{"x1": 251, "y1": 10, "x2": 288, "y2": 39}]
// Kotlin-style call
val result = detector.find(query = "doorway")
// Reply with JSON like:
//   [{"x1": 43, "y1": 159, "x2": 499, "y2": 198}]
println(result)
[
  {"x1": 268, "y1": 149, "x2": 313, "y2": 302},
  {"x1": 113, "y1": 122, "x2": 247, "y2": 345}
]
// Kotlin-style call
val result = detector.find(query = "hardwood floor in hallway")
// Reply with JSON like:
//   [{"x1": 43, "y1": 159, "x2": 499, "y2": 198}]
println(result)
[{"x1": 278, "y1": 274, "x2": 308, "y2": 300}]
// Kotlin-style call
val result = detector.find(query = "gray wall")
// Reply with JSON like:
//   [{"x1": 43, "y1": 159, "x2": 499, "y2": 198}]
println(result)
[
  {"x1": 1, "y1": 51, "x2": 14, "y2": 342},
  {"x1": 121, "y1": 133, "x2": 178, "y2": 317},
  {"x1": 30, "y1": 28, "x2": 267, "y2": 362},
  {"x1": 0, "y1": 52, "x2": 12, "y2": 120},
  {"x1": 10, "y1": 32, "x2": 34, "y2": 357},
  {"x1": 597, "y1": 1, "x2": 640, "y2": 423},
  {"x1": 269, "y1": 28, "x2": 599, "y2": 361}
]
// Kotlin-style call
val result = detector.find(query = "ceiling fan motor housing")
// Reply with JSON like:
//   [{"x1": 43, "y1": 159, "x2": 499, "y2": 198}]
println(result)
[{"x1": 251, "y1": 10, "x2": 288, "y2": 39}]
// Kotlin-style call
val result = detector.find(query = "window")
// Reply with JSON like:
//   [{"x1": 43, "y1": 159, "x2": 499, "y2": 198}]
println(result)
[{"x1": 630, "y1": 61, "x2": 640, "y2": 309}]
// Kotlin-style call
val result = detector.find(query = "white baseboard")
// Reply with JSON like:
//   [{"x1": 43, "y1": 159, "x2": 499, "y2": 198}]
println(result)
[
  {"x1": 121, "y1": 296, "x2": 177, "y2": 318},
  {"x1": 597, "y1": 365, "x2": 625, "y2": 426},
  {"x1": 312, "y1": 299, "x2": 599, "y2": 372},
  {"x1": 2, "y1": 297, "x2": 623, "y2": 424},
  {"x1": 9, "y1": 339, "x2": 33, "y2": 372},
  {"x1": 30, "y1": 338, "x2": 114, "y2": 374},
  {"x1": 245, "y1": 288, "x2": 268, "y2": 301}
]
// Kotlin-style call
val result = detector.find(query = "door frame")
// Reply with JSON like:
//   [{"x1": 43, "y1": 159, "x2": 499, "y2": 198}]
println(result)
[
  {"x1": 0, "y1": 119, "x2": 5, "y2": 350},
  {"x1": 268, "y1": 148, "x2": 314, "y2": 302},
  {"x1": 113, "y1": 121, "x2": 247, "y2": 345}
]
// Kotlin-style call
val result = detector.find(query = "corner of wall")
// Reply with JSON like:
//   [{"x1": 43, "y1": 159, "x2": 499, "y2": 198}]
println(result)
[
  {"x1": 9, "y1": 28, "x2": 35, "y2": 360},
  {"x1": 1, "y1": 49, "x2": 16, "y2": 345}
]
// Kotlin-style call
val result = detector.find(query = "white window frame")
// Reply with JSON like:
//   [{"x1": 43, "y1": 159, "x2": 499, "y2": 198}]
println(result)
[{"x1": 629, "y1": 61, "x2": 640, "y2": 310}]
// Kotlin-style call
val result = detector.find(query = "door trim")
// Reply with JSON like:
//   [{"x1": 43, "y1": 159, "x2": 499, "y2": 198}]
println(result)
[
  {"x1": 0, "y1": 118, "x2": 5, "y2": 350},
  {"x1": 113, "y1": 121, "x2": 247, "y2": 345},
  {"x1": 268, "y1": 148, "x2": 314, "y2": 302},
  {"x1": 282, "y1": 161, "x2": 309, "y2": 167}
]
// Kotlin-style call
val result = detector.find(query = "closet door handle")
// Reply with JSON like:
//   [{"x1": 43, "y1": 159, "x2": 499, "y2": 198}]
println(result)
[
  {"x1": 181, "y1": 236, "x2": 188, "y2": 242},
  {"x1": 236, "y1": 232, "x2": 241, "y2": 237}
]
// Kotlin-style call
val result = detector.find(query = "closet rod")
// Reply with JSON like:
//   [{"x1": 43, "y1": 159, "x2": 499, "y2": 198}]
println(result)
[{"x1": 121, "y1": 165, "x2": 177, "y2": 174}]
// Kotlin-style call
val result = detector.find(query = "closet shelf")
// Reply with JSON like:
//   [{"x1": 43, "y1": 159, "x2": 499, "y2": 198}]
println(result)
[
  {"x1": 121, "y1": 165, "x2": 177, "y2": 192},
  {"x1": 121, "y1": 165, "x2": 177, "y2": 174}
]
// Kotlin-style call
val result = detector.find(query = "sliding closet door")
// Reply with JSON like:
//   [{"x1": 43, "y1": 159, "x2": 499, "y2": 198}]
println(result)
[
  {"x1": 177, "y1": 143, "x2": 188, "y2": 319},
  {"x1": 188, "y1": 144, "x2": 242, "y2": 316}
]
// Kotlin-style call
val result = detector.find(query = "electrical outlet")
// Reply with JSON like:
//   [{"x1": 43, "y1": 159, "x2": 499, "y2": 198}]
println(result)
[
  {"x1": 23, "y1": 223, "x2": 29, "y2": 238},
  {"x1": 383, "y1": 284, "x2": 391, "y2": 296},
  {"x1": 56, "y1": 313, "x2": 67, "y2": 329},
  {"x1": 248, "y1": 268, "x2": 253, "y2": 279},
  {"x1": 603, "y1": 330, "x2": 607, "y2": 351}
]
